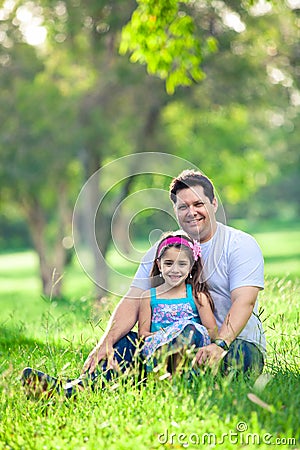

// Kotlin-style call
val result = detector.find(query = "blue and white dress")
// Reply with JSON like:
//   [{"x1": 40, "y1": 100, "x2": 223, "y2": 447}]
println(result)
[{"x1": 142, "y1": 284, "x2": 211, "y2": 361}]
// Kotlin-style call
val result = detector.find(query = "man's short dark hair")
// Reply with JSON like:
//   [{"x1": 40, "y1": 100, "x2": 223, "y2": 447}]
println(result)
[{"x1": 169, "y1": 170, "x2": 215, "y2": 204}]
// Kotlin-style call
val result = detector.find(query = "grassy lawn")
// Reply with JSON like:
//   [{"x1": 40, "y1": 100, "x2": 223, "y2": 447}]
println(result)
[
  {"x1": 231, "y1": 218, "x2": 300, "y2": 280},
  {"x1": 0, "y1": 220, "x2": 299, "y2": 449}
]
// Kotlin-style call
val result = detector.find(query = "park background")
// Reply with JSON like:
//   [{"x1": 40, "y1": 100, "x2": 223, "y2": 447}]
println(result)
[{"x1": 0, "y1": 0, "x2": 299, "y2": 449}]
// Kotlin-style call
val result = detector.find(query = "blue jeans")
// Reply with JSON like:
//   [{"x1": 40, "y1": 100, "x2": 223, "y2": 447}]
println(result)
[
  {"x1": 221, "y1": 339, "x2": 264, "y2": 375},
  {"x1": 169, "y1": 323, "x2": 208, "y2": 348},
  {"x1": 99, "y1": 331, "x2": 140, "y2": 381},
  {"x1": 98, "y1": 332, "x2": 264, "y2": 379}
]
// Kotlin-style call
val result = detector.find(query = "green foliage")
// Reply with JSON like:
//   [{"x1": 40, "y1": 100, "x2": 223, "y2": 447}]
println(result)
[
  {"x1": 160, "y1": 102, "x2": 270, "y2": 204},
  {"x1": 120, "y1": 0, "x2": 217, "y2": 94},
  {"x1": 0, "y1": 209, "x2": 31, "y2": 251},
  {"x1": 0, "y1": 0, "x2": 299, "y2": 295}
]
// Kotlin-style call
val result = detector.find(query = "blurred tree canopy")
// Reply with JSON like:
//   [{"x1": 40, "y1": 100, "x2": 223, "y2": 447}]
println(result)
[{"x1": 0, "y1": 0, "x2": 299, "y2": 296}]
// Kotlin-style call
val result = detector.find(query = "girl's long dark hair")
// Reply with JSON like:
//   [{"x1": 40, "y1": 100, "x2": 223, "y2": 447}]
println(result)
[{"x1": 150, "y1": 232, "x2": 214, "y2": 311}]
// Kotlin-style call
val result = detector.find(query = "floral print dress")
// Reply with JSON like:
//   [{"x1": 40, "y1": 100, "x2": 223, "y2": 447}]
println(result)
[{"x1": 142, "y1": 284, "x2": 211, "y2": 361}]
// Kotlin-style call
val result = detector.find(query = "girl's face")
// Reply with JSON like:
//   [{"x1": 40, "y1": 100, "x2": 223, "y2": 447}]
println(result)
[{"x1": 157, "y1": 247, "x2": 193, "y2": 287}]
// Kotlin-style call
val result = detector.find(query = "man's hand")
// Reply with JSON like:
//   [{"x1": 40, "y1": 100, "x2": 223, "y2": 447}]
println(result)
[
  {"x1": 81, "y1": 286, "x2": 144, "y2": 375},
  {"x1": 194, "y1": 287, "x2": 260, "y2": 373},
  {"x1": 82, "y1": 342, "x2": 114, "y2": 375},
  {"x1": 194, "y1": 343, "x2": 227, "y2": 372}
]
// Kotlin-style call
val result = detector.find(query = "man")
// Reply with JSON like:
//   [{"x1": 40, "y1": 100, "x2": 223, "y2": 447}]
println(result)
[{"x1": 83, "y1": 170, "x2": 265, "y2": 376}]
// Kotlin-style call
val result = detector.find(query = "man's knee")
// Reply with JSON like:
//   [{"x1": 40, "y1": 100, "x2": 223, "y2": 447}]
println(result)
[
  {"x1": 113, "y1": 331, "x2": 139, "y2": 365},
  {"x1": 99, "y1": 332, "x2": 139, "y2": 381},
  {"x1": 222, "y1": 339, "x2": 264, "y2": 376}
]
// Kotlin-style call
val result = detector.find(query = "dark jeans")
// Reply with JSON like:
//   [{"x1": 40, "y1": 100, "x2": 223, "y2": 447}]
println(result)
[
  {"x1": 98, "y1": 331, "x2": 264, "y2": 380},
  {"x1": 221, "y1": 338, "x2": 264, "y2": 376},
  {"x1": 99, "y1": 331, "x2": 140, "y2": 382},
  {"x1": 169, "y1": 323, "x2": 208, "y2": 349}
]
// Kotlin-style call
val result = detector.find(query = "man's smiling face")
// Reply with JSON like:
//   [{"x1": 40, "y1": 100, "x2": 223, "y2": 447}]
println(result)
[{"x1": 174, "y1": 186, "x2": 218, "y2": 242}]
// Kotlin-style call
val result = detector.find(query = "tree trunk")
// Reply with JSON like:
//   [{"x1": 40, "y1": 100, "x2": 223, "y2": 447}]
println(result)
[
  {"x1": 77, "y1": 150, "x2": 108, "y2": 298},
  {"x1": 22, "y1": 187, "x2": 70, "y2": 298},
  {"x1": 77, "y1": 90, "x2": 167, "y2": 298}
]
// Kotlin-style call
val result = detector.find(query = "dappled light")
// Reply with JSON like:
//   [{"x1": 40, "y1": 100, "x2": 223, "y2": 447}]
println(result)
[
  {"x1": 16, "y1": 3, "x2": 47, "y2": 46},
  {"x1": 0, "y1": 0, "x2": 299, "y2": 447}
]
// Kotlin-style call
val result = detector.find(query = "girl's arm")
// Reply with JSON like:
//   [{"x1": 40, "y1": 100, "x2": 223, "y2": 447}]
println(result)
[
  {"x1": 138, "y1": 292, "x2": 153, "y2": 338},
  {"x1": 195, "y1": 292, "x2": 218, "y2": 340}
]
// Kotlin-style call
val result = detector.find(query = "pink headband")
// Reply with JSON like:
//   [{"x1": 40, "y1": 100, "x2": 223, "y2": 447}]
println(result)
[{"x1": 157, "y1": 237, "x2": 201, "y2": 261}]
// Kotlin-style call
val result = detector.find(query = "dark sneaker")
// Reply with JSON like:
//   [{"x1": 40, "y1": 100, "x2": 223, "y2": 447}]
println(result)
[
  {"x1": 21, "y1": 367, "x2": 101, "y2": 399},
  {"x1": 62, "y1": 371, "x2": 99, "y2": 397},
  {"x1": 21, "y1": 367, "x2": 98, "y2": 399},
  {"x1": 21, "y1": 367, "x2": 59, "y2": 399}
]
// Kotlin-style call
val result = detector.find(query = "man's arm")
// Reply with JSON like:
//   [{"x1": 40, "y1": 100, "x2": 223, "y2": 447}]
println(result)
[
  {"x1": 195, "y1": 286, "x2": 260, "y2": 367},
  {"x1": 215, "y1": 286, "x2": 259, "y2": 344},
  {"x1": 82, "y1": 286, "x2": 144, "y2": 374}
]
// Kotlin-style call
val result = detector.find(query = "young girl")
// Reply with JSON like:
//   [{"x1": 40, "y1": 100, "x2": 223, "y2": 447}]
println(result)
[
  {"x1": 139, "y1": 232, "x2": 217, "y2": 373},
  {"x1": 21, "y1": 233, "x2": 216, "y2": 397}
]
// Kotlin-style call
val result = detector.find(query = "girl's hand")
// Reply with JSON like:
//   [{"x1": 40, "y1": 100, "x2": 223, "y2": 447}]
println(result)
[{"x1": 139, "y1": 331, "x2": 153, "y2": 338}]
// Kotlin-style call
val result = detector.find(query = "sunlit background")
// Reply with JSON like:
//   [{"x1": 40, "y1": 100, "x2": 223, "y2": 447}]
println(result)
[{"x1": 0, "y1": 0, "x2": 299, "y2": 297}]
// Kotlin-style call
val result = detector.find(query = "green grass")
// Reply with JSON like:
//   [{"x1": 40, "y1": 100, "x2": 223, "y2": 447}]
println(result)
[
  {"x1": 230, "y1": 218, "x2": 300, "y2": 279},
  {"x1": 255, "y1": 230, "x2": 300, "y2": 278},
  {"x1": 0, "y1": 221, "x2": 299, "y2": 449}
]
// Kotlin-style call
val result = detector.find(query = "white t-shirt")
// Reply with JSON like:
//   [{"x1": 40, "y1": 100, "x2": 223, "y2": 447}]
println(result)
[{"x1": 131, "y1": 222, "x2": 266, "y2": 352}]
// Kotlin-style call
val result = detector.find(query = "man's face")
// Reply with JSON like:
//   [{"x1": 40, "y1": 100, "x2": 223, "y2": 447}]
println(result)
[{"x1": 174, "y1": 186, "x2": 218, "y2": 242}]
